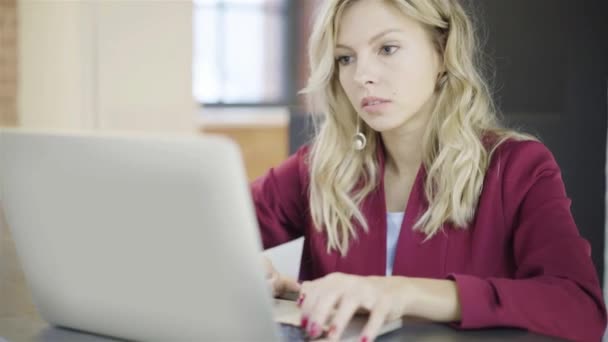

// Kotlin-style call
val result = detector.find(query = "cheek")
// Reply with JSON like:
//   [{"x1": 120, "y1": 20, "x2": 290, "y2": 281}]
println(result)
[{"x1": 391, "y1": 62, "x2": 436, "y2": 103}]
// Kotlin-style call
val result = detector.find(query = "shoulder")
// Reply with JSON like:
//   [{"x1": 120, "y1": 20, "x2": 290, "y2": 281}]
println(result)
[
  {"x1": 477, "y1": 138, "x2": 571, "y2": 226},
  {"x1": 490, "y1": 139, "x2": 560, "y2": 177},
  {"x1": 486, "y1": 138, "x2": 565, "y2": 204}
]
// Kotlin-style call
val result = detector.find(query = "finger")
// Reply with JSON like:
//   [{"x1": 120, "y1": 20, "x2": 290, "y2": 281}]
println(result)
[
  {"x1": 299, "y1": 280, "x2": 317, "y2": 307},
  {"x1": 274, "y1": 275, "x2": 300, "y2": 299},
  {"x1": 306, "y1": 292, "x2": 340, "y2": 339},
  {"x1": 326, "y1": 298, "x2": 359, "y2": 341},
  {"x1": 267, "y1": 275, "x2": 279, "y2": 297},
  {"x1": 299, "y1": 281, "x2": 316, "y2": 328},
  {"x1": 297, "y1": 292, "x2": 306, "y2": 306},
  {"x1": 280, "y1": 275, "x2": 301, "y2": 294},
  {"x1": 360, "y1": 302, "x2": 390, "y2": 342}
]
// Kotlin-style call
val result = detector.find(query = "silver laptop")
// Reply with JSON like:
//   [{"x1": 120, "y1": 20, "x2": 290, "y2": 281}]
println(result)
[{"x1": 0, "y1": 130, "x2": 282, "y2": 341}]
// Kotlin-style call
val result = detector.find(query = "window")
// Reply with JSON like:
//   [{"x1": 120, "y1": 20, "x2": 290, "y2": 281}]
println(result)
[{"x1": 193, "y1": 0, "x2": 292, "y2": 106}]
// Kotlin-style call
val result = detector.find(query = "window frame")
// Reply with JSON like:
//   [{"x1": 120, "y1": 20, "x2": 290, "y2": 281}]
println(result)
[{"x1": 193, "y1": 0, "x2": 298, "y2": 108}]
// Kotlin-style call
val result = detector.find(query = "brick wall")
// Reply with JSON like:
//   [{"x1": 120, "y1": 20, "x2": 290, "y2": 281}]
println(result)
[{"x1": 0, "y1": 0, "x2": 18, "y2": 126}]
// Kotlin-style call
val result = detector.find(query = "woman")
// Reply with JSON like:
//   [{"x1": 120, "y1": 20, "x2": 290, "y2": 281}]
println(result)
[{"x1": 252, "y1": 0, "x2": 607, "y2": 341}]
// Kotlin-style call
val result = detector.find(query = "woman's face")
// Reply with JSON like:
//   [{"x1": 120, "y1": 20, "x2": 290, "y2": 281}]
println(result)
[{"x1": 335, "y1": 0, "x2": 444, "y2": 133}]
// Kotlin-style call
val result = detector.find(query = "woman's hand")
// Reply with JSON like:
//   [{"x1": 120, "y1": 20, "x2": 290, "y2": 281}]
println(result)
[
  {"x1": 298, "y1": 272, "x2": 461, "y2": 341},
  {"x1": 262, "y1": 256, "x2": 301, "y2": 298},
  {"x1": 298, "y1": 272, "x2": 413, "y2": 341}
]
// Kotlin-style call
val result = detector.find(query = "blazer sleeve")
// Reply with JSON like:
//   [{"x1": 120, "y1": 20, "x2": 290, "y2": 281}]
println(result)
[
  {"x1": 448, "y1": 141, "x2": 607, "y2": 342},
  {"x1": 250, "y1": 145, "x2": 309, "y2": 249}
]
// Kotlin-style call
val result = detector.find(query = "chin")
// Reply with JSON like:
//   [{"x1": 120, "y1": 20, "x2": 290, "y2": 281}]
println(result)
[{"x1": 361, "y1": 115, "x2": 403, "y2": 133}]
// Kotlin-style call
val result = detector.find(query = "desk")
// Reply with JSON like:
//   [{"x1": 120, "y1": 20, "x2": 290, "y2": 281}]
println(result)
[{"x1": 0, "y1": 315, "x2": 567, "y2": 342}]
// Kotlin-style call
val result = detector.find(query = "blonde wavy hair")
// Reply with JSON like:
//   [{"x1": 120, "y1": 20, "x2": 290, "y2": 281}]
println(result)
[{"x1": 301, "y1": 0, "x2": 535, "y2": 257}]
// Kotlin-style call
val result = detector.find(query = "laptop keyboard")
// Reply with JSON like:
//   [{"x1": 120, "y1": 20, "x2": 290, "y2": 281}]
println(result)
[{"x1": 278, "y1": 323, "x2": 310, "y2": 342}]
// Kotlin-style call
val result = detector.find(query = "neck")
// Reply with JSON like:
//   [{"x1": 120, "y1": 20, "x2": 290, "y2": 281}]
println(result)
[{"x1": 381, "y1": 124, "x2": 425, "y2": 177}]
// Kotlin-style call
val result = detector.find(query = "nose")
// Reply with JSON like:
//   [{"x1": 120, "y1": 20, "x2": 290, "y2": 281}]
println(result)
[{"x1": 353, "y1": 57, "x2": 377, "y2": 86}]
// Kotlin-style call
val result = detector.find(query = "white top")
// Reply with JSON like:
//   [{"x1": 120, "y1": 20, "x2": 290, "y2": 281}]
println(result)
[{"x1": 386, "y1": 212, "x2": 405, "y2": 276}]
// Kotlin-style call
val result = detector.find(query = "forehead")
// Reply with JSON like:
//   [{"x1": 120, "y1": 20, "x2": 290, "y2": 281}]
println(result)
[{"x1": 336, "y1": 0, "x2": 422, "y2": 45}]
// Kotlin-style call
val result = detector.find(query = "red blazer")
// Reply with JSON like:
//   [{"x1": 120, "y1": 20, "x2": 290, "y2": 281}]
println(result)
[{"x1": 251, "y1": 139, "x2": 607, "y2": 341}]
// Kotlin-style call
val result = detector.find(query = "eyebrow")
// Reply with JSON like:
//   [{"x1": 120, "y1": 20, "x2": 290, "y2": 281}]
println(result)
[{"x1": 336, "y1": 28, "x2": 403, "y2": 50}]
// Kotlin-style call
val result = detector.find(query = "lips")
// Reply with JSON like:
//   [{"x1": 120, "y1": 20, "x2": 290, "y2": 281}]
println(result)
[{"x1": 360, "y1": 96, "x2": 391, "y2": 109}]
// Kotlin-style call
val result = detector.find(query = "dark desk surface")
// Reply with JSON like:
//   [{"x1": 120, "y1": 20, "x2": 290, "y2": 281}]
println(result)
[{"x1": 0, "y1": 315, "x2": 568, "y2": 342}]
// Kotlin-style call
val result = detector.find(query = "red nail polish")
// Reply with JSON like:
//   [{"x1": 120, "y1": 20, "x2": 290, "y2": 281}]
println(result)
[
  {"x1": 309, "y1": 322, "x2": 319, "y2": 337},
  {"x1": 360, "y1": 336, "x2": 369, "y2": 342},
  {"x1": 306, "y1": 322, "x2": 313, "y2": 335},
  {"x1": 301, "y1": 316, "x2": 308, "y2": 328},
  {"x1": 328, "y1": 325, "x2": 337, "y2": 336},
  {"x1": 297, "y1": 293, "x2": 306, "y2": 306}
]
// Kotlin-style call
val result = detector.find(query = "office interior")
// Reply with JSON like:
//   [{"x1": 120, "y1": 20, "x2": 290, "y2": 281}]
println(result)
[{"x1": 0, "y1": 0, "x2": 607, "y2": 339}]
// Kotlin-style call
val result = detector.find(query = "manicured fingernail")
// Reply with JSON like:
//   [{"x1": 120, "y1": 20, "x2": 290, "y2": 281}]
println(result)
[
  {"x1": 301, "y1": 316, "x2": 308, "y2": 328},
  {"x1": 360, "y1": 336, "x2": 369, "y2": 342},
  {"x1": 308, "y1": 322, "x2": 319, "y2": 337},
  {"x1": 297, "y1": 294, "x2": 306, "y2": 306},
  {"x1": 306, "y1": 322, "x2": 314, "y2": 336}
]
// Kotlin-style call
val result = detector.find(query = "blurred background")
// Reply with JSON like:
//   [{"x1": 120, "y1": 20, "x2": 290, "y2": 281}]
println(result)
[{"x1": 0, "y1": 0, "x2": 607, "y2": 336}]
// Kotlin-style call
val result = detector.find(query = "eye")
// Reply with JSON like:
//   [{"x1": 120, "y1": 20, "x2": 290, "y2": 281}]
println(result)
[
  {"x1": 336, "y1": 55, "x2": 354, "y2": 66},
  {"x1": 379, "y1": 45, "x2": 399, "y2": 55}
]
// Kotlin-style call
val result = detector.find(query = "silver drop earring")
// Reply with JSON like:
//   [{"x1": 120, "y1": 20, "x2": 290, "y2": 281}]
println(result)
[{"x1": 353, "y1": 120, "x2": 367, "y2": 151}]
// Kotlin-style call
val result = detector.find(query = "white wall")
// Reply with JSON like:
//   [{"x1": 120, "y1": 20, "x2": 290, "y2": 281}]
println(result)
[
  {"x1": 18, "y1": 0, "x2": 196, "y2": 132},
  {"x1": 18, "y1": 1, "x2": 93, "y2": 129}
]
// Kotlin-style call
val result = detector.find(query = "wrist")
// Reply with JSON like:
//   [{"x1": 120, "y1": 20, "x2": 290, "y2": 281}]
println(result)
[
  {"x1": 392, "y1": 276, "x2": 417, "y2": 316},
  {"x1": 371, "y1": 276, "x2": 415, "y2": 317},
  {"x1": 402, "y1": 277, "x2": 462, "y2": 322}
]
